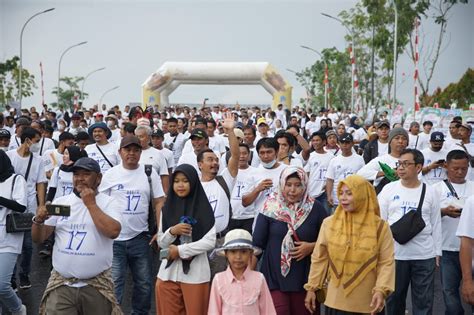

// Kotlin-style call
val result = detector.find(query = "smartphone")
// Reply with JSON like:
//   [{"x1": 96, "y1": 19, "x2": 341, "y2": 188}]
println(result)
[
  {"x1": 159, "y1": 248, "x2": 169, "y2": 260},
  {"x1": 437, "y1": 159, "x2": 446, "y2": 164},
  {"x1": 46, "y1": 204, "x2": 71, "y2": 217}
]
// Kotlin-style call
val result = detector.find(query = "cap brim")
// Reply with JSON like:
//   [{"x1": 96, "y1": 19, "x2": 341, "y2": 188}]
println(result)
[{"x1": 216, "y1": 244, "x2": 262, "y2": 257}]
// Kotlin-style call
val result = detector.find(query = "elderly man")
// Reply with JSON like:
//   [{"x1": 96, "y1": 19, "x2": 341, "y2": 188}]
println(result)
[{"x1": 32, "y1": 157, "x2": 122, "y2": 314}]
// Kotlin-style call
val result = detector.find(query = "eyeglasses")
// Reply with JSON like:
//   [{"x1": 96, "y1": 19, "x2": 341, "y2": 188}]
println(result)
[{"x1": 395, "y1": 161, "x2": 416, "y2": 168}]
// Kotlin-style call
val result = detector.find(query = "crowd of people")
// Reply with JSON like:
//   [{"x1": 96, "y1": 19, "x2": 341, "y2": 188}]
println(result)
[{"x1": 0, "y1": 101, "x2": 473, "y2": 315}]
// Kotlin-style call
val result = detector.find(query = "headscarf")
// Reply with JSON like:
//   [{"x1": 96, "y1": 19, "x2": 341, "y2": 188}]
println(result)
[
  {"x1": 327, "y1": 174, "x2": 382, "y2": 296},
  {"x1": 350, "y1": 116, "x2": 360, "y2": 130},
  {"x1": 60, "y1": 146, "x2": 88, "y2": 172},
  {"x1": 262, "y1": 166, "x2": 314, "y2": 277},
  {"x1": 161, "y1": 164, "x2": 215, "y2": 274},
  {"x1": 0, "y1": 150, "x2": 15, "y2": 182}
]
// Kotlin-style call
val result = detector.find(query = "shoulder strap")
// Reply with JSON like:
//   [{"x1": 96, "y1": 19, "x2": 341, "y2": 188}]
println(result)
[
  {"x1": 216, "y1": 175, "x2": 233, "y2": 220},
  {"x1": 11, "y1": 174, "x2": 19, "y2": 196},
  {"x1": 95, "y1": 144, "x2": 114, "y2": 168},
  {"x1": 443, "y1": 179, "x2": 459, "y2": 199},
  {"x1": 416, "y1": 183, "x2": 426, "y2": 214},
  {"x1": 24, "y1": 154, "x2": 34, "y2": 181},
  {"x1": 414, "y1": 136, "x2": 419, "y2": 149},
  {"x1": 40, "y1": 137, "x2": 45, "y2": 155}
]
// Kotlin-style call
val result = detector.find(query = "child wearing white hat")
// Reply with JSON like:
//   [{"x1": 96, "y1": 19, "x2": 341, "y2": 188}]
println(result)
[{"x1": 208, "y1": 229, "x2": 276, "y2": 315}]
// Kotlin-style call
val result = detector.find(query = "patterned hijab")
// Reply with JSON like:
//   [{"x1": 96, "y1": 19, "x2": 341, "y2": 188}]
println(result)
[
  {"x1": 262, "y1": 166, "x2": 314, "y2": 277},
  {"x1": 327, "y1": 174, "x2": 382, "y2": 296}
]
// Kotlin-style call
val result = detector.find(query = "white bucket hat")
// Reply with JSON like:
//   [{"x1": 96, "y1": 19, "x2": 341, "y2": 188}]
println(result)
[{"x1": 216, "y1": 229, "x2": 262, "y2": 256}]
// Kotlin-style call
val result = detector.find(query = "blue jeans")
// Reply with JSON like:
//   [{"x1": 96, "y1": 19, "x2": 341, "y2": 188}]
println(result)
[
  {"x1": 0, "y1": 252, "x2": 23, "y2": 313},
  {"x1": 112, "y1": 232, "x2": 152, "y2": 315},
  {"x1": 440, "y1": 250, "x2": 464, "y2": 315},
  {"x1": 12, "y1": 231, "x2": 33, "y2": 282},
  {"x1": 386, "y1": 258, "x2": 435, "y2": 315}
]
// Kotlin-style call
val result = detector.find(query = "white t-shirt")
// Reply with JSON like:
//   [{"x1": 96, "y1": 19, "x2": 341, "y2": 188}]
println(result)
[
  {"x1": 8, "y1": 135, "x2": 21, "y2": 151},
  {"x1": 457, "y1": 196, "x2": 474, "y2": 238},
  {"x1": 421, "y1": 148, "x2": 448, "y2": 185},
  {"x1": 353, "y1": 128, "x2": 367, "y2": 142},
  {"x1": 378, "y1": 181, "x2": 442, "y2": 260},
  {"x1": 326, "y1": 154, "x2": 365, "y2": 205},
  {"x1": 43, "y1": 149, "x2": 63, "y2": 173},
  {"x1": 358, "y1": 153, "x2": 399, "y2": 187},
  {"x1": 434, "y1": 180, "x2": 474, "y2": 251},
  {"x1": 377, "y1": 141, "x2": 389, "y2": 156},
  {"x1": 85, "y1": 142, "x2": 121, "y2": 173},
  {"x1": 49, "y1": 167, "x2": 74, "y2": 199},
  {"x1": 305, "y1": 151, "x2": 334, "y2": 198},
  {"x1": 164, "y1": 133, "x2": 187, "y2": 164},
  {"x1": 408, "y1": 133, "x2": 427, "y2": 150},
  {"x1": 201, "y1": 169, "x2": 236, "y2": 233},
  {"x1": 158, "y1": 147, "x2": 175, "y2": 170},
  {"x1": 38, "y1": 137, "x2": 56, "y2": 156},
  {"x1": 177, "y1": 151, "x2": 200, "y2": 176},
  {"x1": 46, "y1": 193, "x2": 122, "y2": 279},
  {"x1": 305, "y1": 121, "x2": 319, "y2": 135},
  {"x1": 139, "y1": 147, "x2": 169, "y2": 176},
  {"x1": 208, "y1": 135, "x2": 226, "y2": 155},
  {"x1": 99, "y1": 164, "x2": 164, "y2": 241},
  {"x1": 108, "y1": 129, "x2": 121, "y2": 145},
  {"x1": 6, "y1": 150, "x2": 47, "y2": 213},
  {"x1": 231, "y1": 166, "x2": 257, "y2": 220},
  {"x1": 243, "y1": 163, "x2": 288, "y2": 214},
  {"x1": 0, "y1": 174, "x2": 27, "y2": 254}
]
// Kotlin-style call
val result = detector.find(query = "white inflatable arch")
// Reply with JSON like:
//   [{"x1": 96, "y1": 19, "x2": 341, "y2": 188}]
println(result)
[{"x1": 141, "y1": 62, "x2": 292, "y2": 109}]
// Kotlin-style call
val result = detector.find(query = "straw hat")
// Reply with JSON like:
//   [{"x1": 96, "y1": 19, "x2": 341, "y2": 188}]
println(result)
[{"x1": 216, "y1": 229, "x2": 262, "y2": 256}]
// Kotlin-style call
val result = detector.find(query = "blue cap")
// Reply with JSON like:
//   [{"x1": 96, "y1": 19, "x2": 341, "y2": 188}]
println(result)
[
  {"x1": 430, "y1": 131, "x2": 445, "y2": 142},
  {"x1": 88, "y1": 122, "x2": 111, "y2": 139},
  {"x1": 71, "y1": 157, "x2": 101, "y2": 173}
]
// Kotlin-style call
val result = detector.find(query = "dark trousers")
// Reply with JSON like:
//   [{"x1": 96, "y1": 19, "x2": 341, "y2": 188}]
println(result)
[
  {"x1": 386, "y1": 258, "x2": 435, "y2": 315},
  {"x1": 440, "y1": 250, "x2": 465, "y2": 315},
  {"x1": 228, "y1": 218, "x2": 254, "y2": 234}
]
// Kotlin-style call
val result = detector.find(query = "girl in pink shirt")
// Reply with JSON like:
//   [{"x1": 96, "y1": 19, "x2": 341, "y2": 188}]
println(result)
[{"x1": 208, "y1": 229, "x2": 276, "y2": 315}]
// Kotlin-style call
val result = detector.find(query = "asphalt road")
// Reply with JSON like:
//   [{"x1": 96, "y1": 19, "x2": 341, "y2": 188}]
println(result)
[{"x1": 2, "y1": 243, "x2": 473, "y2": 314}]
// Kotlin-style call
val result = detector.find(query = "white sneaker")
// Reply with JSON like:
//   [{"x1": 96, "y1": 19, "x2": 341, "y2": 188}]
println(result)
[{"x1": 12, "y1": 304, "x2": 27, "y2": 315}]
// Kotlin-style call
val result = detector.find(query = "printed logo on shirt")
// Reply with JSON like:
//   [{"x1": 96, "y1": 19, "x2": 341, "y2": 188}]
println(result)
[
  {"x1": 393, "y1": 195, "x2": 400, "y2": 200},
  {"x1": 58, "y1": 223, "x2": 93, "y2": 256},
  {"x1": 400, "y1": 201, "x2": 418, "y2": 215}
]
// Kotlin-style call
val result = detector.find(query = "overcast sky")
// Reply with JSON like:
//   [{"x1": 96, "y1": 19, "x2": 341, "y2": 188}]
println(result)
[{"x1": 1, "y1": 0, "x2": 473, "y2": 110}]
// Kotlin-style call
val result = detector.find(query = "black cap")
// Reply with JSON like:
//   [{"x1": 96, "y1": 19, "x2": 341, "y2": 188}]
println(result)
[
  {"x1": 189, "y1": 128, "x2": 208, "y2": 139},
  {"x1": 0, "y1": 128, "x2": 11, "y2": 138},
  {"x1": 119, "y1": 135, "x2": 142, "y2": 149},
  {"x1": 376, "y1": 120, "x2": 390, "y2": 129},
  {"x1": 193, "y1": 118, "x2": 207, "y2": 126},
  {"x1": 430, "y1": 132, "x2": 445, "y2": 142},
  {"x1": 71, "y1": 157, "x2": 101, "y2": 173},
  {"x1": 338, "y1": 133, "x2": 353, "y2": 143},
  {"x1": 71, "y1": 113, "x2": 81, "y2": 120}
]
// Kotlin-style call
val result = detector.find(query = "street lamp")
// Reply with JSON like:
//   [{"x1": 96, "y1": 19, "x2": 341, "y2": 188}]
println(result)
[
  {"x1": 321, "y1": 12, "x2": 356, "y2": 112},
  {"x1": 301, "y1": 45, "x2": 329, "y2": 109},
  {"x1": 57, "y1": 41, "x2": 87, "y2": 107},
  {"x1": 81, "y1": 67, "x2": 106, "y2": 102},
  {"x1": 99, "y1": 86, "x2": 119, "y2": 108},
  {"x1": 19, "y1": 8, "x2": 55, "y2": 108},
  {"x1": 390, "y1": 0, "x2": 398, "y2": 108}
]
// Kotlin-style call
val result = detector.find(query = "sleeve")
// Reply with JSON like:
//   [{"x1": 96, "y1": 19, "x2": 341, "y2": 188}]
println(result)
[
  {"x1": 252, "y1": 214, "x2": 270, "y2": 256},
  {"x1": 42, "y1": 152, "x2": 54, "y2": 172},
  {"x1": 102, "y1": 196, "x2": 123, "y2": 224},
  {"x1": 151, "y1": 169, "x2": 165, "y2": 198},
  {"x1": 304, "y1": 219, "x2": 330, "y2": 291},
  {"x1": 222, "y1": 168, "x2": 236, "y2": 191},
  {"x1": 304, "y1": 156, "x2": 314, "y2": 173},
  {"x1": 378, "y1": 187, "x2": 390, "y2": 221},
  {"x1": 49, "y1": 168, "x2": 59, "y2": 189},
  {"x1": 259, "y1": 273, "x2": 277, "y2": 315},
  {"x1": 208, "y1": 275, "x2": 223, "y2": 314},
  {"x1": 97, "y1": 172, "x2": 112, "y2": 195},
  {"x1": 357, "y1": 158, "x2": 380, "y2": 181},
  {"x1": 178, "y1": 225, "x2": 217, "y2": 259},
  {"x1": 166, "y1": 151, "x2": 175, "y2": 169},
  {"x1": 373, "y1": 222, "x2": 395, "y2": 298},
  {"x1": 157, "y1": 217, "x2": 178, "y2": 248},
  {"x1": 430, "y1": 190, "x2": 443, "y2": 256},
  {"x1": 157, "y1": 155, "x2": 168, "y2": 176},
  {"x1": 457, "y1": 197, "x2": 474, "y2": 238},
  {"x1": 325, "y1": 160, "x2": 335, "y2": 180},
  {"x1": 35, "y1": 157, "x2": 48, "y2": 184}
]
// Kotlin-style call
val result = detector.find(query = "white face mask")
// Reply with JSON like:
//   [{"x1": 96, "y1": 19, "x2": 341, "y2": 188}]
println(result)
[
  {"x1": 0, "y1": 146, "x2": 7, "y2": 151},
  {"x1": 58, "y1": 124, "x2": 66, "y2": 131},
  {"x1": 107, "y1": 121, "x2": 115, "y2": 128},
  {"x1": 29, "y1": 141, "x2": 40, "y2": 153},
  {"x1": 261, "y1": 159, "x2": 277, "y2": 169}
]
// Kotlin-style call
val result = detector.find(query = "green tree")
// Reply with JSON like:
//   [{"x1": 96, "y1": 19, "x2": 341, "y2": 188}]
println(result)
[
  {"x1": 424, "y1": 68, "x2": 474, "y2": 108},
  {"x1": 51, "y1": 76, "x2": 86, "y2": 110},
  {"x1": 0, "y1": 56, "x2": 37, "y2": 106}
]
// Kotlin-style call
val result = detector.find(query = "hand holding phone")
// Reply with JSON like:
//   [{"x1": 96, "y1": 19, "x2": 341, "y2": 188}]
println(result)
[{"x1": 46, "y1": 204, "x2": 71, "y2": 216}]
